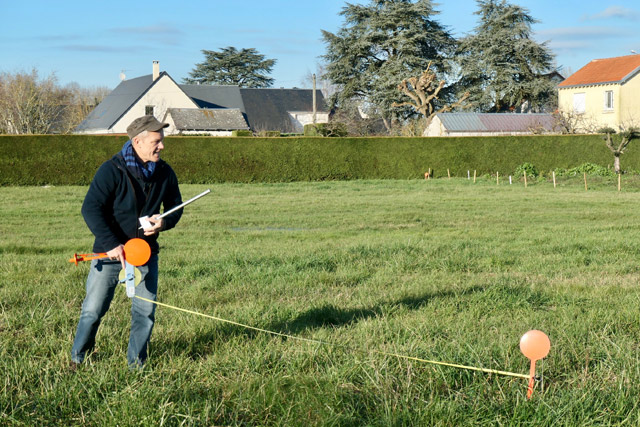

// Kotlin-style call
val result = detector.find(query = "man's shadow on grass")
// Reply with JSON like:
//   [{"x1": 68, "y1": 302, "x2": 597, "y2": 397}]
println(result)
[
  {"x1": 162, "y1": 285, "x2": 485, "y2": 360},
  {"x1": 272, "y1": 285, "x2": 485, "y2": 335}
]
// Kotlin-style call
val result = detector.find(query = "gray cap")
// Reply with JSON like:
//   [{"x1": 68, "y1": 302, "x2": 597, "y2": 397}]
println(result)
[{"x1": 126, "y1": 115, "x2": 169, "y2": 139}]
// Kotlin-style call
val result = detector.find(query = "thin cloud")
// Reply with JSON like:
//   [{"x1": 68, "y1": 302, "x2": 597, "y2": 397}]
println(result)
[
  {"x1": 581, "y1": 6, "x2": 640, "y2": 21},
  {"x1": 110, "y1": 23, "x2": 185, "y2": 46},
  {"x1": 37, "y1": 35, "x2": 83, "y2": 42},
  {"x1": 546, "y1": 40, "x2": 591, "y2": 50},
  {"x1": 59, "y1": 44, "x2": 142, "y2": 53},
  {"x1": 112, "y1": 23, "x2": 185, "y2": 36}
]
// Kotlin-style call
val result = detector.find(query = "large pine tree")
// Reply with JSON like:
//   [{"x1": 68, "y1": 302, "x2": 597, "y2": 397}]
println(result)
[
  {"x1": 321, "y1": 0, "x2": 456, "y2": 130},
  {"x1": 457, "y1": 0, "x2": 556, "y2": 113},
  {"x1": 184, "y1": 47, "x2": 276, "y2": 88}
]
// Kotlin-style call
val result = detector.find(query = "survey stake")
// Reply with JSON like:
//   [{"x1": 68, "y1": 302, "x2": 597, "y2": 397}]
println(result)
[{"x1": 139, "y1": 189, "x2": 211, "y2": 230}]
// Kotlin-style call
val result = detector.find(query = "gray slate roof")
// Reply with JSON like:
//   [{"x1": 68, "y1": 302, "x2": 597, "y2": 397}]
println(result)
[
  {"x1": 240, "y1": 88, "x2": 327, "y2": 133},
  {"x1": 436, "y1": 113, "x2": 555, "y2": 133},
  {"x1": 166, "y1": 108, "x2": 249, "y2": 131},
  {"x1": 180, "y1": 84, "x2": 246, "y2": 112},
  {"x1": 76, "y1": 72, "x2": 169, "y2": 132}
]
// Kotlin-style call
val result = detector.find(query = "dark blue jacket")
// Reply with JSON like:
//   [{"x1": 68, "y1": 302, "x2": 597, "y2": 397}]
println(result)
[{"x1": 81, "y1": 152, "x2": 182, "y2": 255}]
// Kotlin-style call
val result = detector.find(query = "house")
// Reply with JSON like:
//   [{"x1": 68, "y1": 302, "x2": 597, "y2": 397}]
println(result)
[
  {"x1": 558, "y1": 54, "x2": 640, "y2": 131},
  {"x1": 76, "y1": 61, "x2": 329, "y2": 135},
  {"x1": 424, "y1": 112, "x2": 556, "y2": 137},
  {"x1": 76, "y1": 61, "x2": 198, "y2": 134},
  {"x1": 182, "y1": 84, "x2": 330, "y2": 133}
]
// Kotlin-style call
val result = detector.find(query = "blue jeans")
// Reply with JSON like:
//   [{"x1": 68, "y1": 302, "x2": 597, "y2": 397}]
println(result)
[{"x1": 71, "y1": 255, "x2": 158, "y2": 367}]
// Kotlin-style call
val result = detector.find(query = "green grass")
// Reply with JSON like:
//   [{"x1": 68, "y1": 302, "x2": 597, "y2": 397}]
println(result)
[{"x1": 2, "y1": 177, "x2": 640, "y2": 425}]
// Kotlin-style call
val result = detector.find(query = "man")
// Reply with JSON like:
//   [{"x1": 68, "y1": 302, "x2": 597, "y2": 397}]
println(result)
[{"x1": 71, "y1": 115, "x2": 182, "y2": 368}]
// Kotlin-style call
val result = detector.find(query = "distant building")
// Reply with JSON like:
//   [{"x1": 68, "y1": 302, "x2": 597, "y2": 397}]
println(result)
[
  {"x1": 163, "y1": 108, "x2": 249, "y2": 136},
  {"x1": 424, "y1": 112, "x2": 556, "y2": 137},
  {"x1": 558, "y1": 54, "x2": 640, "y2": 131},
  {"x1": 76, "y1": 61, "x2": 329, "y2": 135}
]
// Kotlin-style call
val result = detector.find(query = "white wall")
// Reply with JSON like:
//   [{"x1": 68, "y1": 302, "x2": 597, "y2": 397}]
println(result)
[
  {"x1": 179, "y1": 130, "x2": 233, "y2": 136},
  {"x1": 424, "y1": 116, "x2": 444, "y2": 136},
  {"x1": 288, "y1": 111, "x2": 330, "y2": 133},
  {"x1": 112, "y1": 75, "x2": 198, "y2": 134}
]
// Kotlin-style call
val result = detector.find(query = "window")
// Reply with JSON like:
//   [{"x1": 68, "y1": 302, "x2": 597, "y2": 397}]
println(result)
[
  {"x1": 573, "y1": 93, "x2": 586, "y2": 114},
  {"x1": 604, "y1": 90, "x2": 614, "y2": 111},
  {"x1": 145, "y1": 105, "x2": 154, "y2": 116}
]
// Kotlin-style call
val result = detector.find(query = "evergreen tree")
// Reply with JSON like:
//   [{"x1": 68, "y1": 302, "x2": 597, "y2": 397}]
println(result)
[
  {"x1": 321, "y1": 0, "x2": 456, "y2": 130},
  {"x1": 184, "y1": 47, "x2": 276, "y2": 88},
  {"x1": 457, "y1": 0, "x2": 556, "y2": 112}
]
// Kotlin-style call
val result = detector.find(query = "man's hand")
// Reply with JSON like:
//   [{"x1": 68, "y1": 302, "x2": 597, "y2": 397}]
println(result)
[
  {"x1": 106, "y1": 244, "x2": 126, "y2": 269},
  {"x1": 143, "y1": 215, "x2": 164, "y2": 236}
]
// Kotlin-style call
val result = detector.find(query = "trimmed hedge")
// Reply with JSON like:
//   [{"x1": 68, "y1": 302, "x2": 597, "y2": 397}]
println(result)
[
  {"x1": 231, "y1": 130, "x2": 253, "y2": 137},
  {"x1": 1, "y1": 134, "x2": 637, "y2": 185}
]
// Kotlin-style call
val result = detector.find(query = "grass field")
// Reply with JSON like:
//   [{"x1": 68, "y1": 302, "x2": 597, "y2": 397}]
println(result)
[{"x1": 2, "y1": 177, "x2": 640, "y2": 425}]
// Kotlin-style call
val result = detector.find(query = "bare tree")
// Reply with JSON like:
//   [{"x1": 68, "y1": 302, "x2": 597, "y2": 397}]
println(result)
[
  {"x1": 301, "y1": 63, "x2": 338, "y2": 99},
  {"x1": 552, "y1": 110, "x2": 583, "y2": 134},
  {"x1": 559, "y1": 66, "x2": 574, "y2": 79},
  {"x1": 600, "y1": 126, "x2": 640, "y2": 173},
  {"x1": 0, "y1": 69, "x2": 110, "y2": 134},
  {"x1": 0, "y1": 69, "x2": 69, "y2": 134},
  {"x1": 392, "y1": 63, "x2": 470, "y2": 130},
  {"x1": 329, "y1": 98, "x2": 386, "y2": 136},
  {"x1": 59, "y1": 83, "x2": 111, "y2": 133}
]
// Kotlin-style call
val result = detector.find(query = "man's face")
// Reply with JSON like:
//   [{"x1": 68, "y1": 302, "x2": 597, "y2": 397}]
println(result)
[{"x1": 133, "y1": 130, "x2": 164, "y2": 163}]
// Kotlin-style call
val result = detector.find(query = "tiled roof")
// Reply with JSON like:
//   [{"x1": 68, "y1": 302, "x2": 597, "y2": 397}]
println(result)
[
  {"x1": 166, "y1": 108, "x2": 249, "y2": 131},
  {"x1": 558, "y1": 54, "x2": 640, "y2": 88},
  {"x1": 437, "y1": 113, "x2": 555, "y2": 133}
]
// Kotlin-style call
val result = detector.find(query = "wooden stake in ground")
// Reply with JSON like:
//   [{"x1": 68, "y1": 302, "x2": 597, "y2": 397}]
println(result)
[
  {"x1": 584, "y1": 172, "x2": 588, "y2": 191},
  {"x1": 552, "y1": 171, "x2": 556, "y2": 188},
  {"x1": 468, "y1": 170, "x2": 470, "y2": 180},
  {"x1": 618, "y1": 173, "x2": 621, "y2": 192},
  {"x1": 473, "y1": 170, "x2": 476, "y2": 183},
  {"x1": 496, "y1": 172, "x2": 499, "y2": 185},
  {"x1": 447, "y1": 169, "x2": 451, "y2": 179}
]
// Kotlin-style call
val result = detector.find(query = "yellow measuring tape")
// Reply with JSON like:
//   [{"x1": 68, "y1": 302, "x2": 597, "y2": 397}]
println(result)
[{"x1": 130, "y1": 289, "x2": 529, "y2": 380}]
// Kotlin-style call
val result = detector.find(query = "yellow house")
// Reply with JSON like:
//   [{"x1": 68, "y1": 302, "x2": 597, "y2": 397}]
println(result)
[{"x1": 558, "y1": 54, "x2": 640, "y2": 131}]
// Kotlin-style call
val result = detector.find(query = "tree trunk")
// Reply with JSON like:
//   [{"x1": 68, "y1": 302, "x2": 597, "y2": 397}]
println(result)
[
  {"x1": 614, "y1": 154, "x2": 620, "y2": 174},
  {"x1": 382, "y1": 117, "x2": 391, "y2": 132}
]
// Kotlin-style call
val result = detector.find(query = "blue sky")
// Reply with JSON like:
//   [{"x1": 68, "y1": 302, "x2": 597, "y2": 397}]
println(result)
[{"x1": 1, "y1": 0, "x2": 639, "y2": 89}]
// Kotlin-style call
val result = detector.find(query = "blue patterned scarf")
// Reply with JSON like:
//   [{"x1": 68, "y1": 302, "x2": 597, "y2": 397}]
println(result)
[{"x1": 121, "y1": 140, "x2": 156, "y2": 180}]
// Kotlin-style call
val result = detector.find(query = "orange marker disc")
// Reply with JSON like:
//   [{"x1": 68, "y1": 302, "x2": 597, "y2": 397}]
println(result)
[
  {"x1": 519, "y1": 330, "x2": 551, "y2": 361},
  {"x1": 520, "y1": 329, "x2": 551, "y2": 399},
  {"x1": 124, "y1": 238, "x2": 151, "y2": 266}
]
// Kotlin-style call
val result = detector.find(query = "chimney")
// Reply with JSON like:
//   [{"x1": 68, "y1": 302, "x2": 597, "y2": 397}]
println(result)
[{"x1": 152, "y1": 60, "x2": 160, "y2": 81}]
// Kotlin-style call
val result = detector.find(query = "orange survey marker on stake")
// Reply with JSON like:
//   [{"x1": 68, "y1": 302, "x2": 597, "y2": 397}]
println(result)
[
  {"x1": 519, "y1": 330, "x2": 551, "y2": 399},
  {"x1": 69, "y1": 238, "x2": 152, "y2": 299},
  {"x1": 68, "y1": 252, "x2": 108, "y2": 265},
  {"x1": 68, "y1": 238, "x2": 151, "y2": 267}
]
